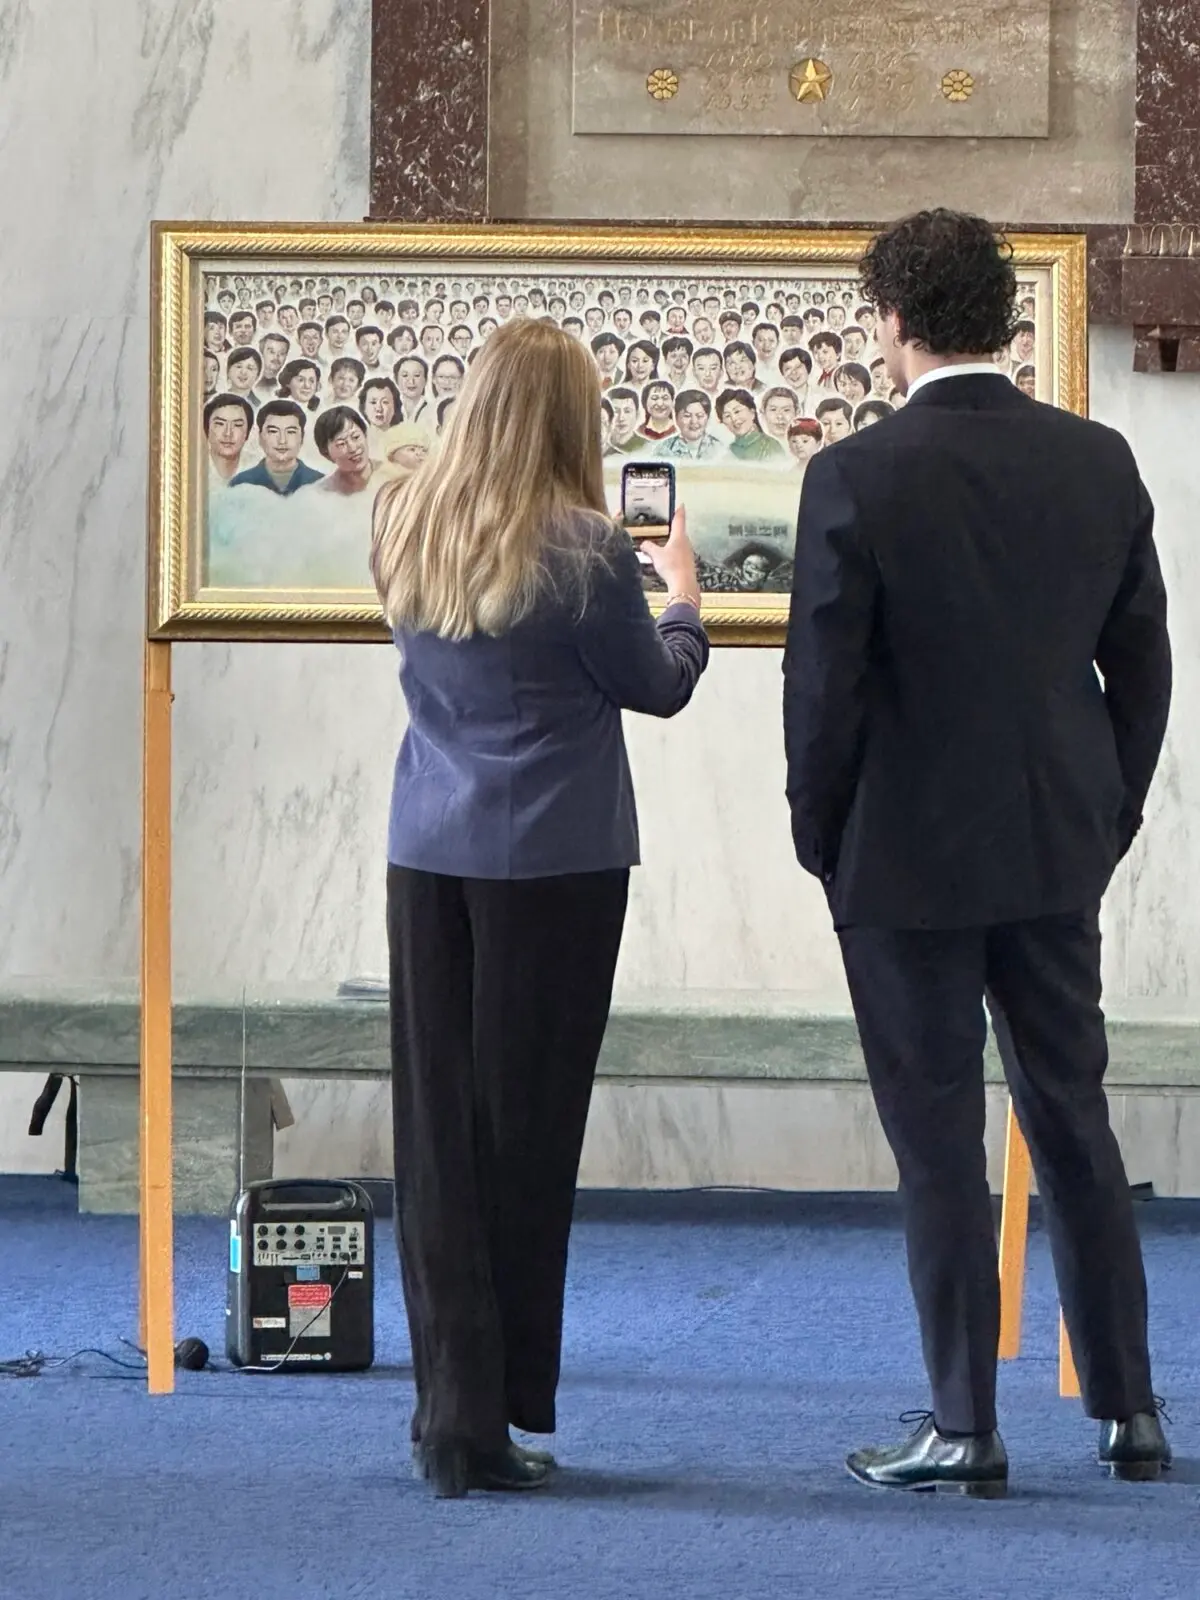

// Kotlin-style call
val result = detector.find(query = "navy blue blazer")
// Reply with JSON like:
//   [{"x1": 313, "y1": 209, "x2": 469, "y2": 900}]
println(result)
[
  {"x1": 388, "y1": 514, "x2": 709, "y2": 879},
  {"x1": 783, "y1": 374, "x2": 1172, "y2": 930}
]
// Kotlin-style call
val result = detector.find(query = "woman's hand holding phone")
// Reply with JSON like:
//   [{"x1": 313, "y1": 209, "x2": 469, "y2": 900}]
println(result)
[{"x1": 640, "y1": 505, "x2": 700, "y2": 610}]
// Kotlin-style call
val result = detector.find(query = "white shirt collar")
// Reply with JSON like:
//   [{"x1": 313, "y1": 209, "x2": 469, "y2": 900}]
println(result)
[{"x1": 905, "y1": 363, "x2": 1008, "y2": 401}]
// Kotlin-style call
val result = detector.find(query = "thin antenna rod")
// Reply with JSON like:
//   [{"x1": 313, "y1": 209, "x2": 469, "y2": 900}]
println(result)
[{"x1": 238, "y1": 985, "x2": 248, "y2": 1198}]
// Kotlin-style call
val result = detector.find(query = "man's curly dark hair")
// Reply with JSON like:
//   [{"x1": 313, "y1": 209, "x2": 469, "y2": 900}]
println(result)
[{"x1": 858, "y1": 209, "x2": 1019, "y2": 356}]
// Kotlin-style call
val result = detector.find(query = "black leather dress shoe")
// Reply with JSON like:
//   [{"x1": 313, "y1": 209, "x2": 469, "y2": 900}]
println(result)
[
  {"x1": 412, "y1": 1438, "x2": 553, "y2": 1496},
  {"x1": 1098, "y1": 1411, "x2": 1172, "y2": 1481},
  {"x1": 847, "y1": 1414, "x2": 1008, "y2": 1498}
]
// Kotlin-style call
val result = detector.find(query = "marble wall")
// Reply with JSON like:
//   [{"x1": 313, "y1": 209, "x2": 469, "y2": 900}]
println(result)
[{"x1": 3, "y1": 0, "x2": 1199, "y2": 1182}]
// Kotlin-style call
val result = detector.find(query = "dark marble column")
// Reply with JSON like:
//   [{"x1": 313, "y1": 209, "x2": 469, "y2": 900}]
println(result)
[
  {"x1": 1124, "y1": 2, "x2": 1200, "y2": 366},
  {"x1": 370, "y1": 0, "x2": 490, "y2": 222},
  {"x1": 1135, "y1": 0, "x2": 1200, "y2": 222}
]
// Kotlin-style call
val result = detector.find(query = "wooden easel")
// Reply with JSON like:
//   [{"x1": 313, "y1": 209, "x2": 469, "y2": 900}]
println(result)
[
  {"x1": 140, "y1": 638, "x2": 176, "y2": 1394},
  {"x1": 136, "y1": 625, "x2": 1076, "y2": 1399},
  {"x1": 998, "y1": 1102, "x2": 1080, "y2": 1397}
]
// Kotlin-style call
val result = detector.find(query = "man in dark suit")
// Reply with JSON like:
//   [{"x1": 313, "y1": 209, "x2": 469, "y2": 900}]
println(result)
[{"x1": 783, "y1": 210, "x2": 1172, "y2": 1498}]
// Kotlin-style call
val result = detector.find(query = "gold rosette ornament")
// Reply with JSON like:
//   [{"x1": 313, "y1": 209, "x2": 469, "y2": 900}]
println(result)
[
  {"x1": 646, "y1": 68, "x2": 679, "y2": 101},
  {"x1": 941, "y1": 69, "x2": 975, "y2": 102}
]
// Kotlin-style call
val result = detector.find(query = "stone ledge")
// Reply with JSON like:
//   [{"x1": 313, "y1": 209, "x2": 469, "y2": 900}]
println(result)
[{"x1": 2, "y1": 982, "x2": 1199, "y2": 1089}]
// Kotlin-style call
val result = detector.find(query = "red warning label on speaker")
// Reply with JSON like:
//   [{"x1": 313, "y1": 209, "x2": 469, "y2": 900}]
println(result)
[{"x1": 288, "y1": 1282, "x2": 332, "y2": 1339}]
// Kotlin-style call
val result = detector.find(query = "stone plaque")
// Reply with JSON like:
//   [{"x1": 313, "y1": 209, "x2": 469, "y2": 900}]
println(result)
[{"x1": 572, "y1": 0, "x2": 1051, "y2": 137}]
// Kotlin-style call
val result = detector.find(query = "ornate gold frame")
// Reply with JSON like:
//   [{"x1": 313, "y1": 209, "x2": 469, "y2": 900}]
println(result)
[{"x1": 149, "y1": 223, "x2": 1087, "y2": 645}]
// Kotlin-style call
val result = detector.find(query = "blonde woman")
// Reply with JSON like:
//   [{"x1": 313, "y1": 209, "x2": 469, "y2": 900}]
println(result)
[{"x1": 371, "y1": 318, "x2": 708, "y2": 1499}]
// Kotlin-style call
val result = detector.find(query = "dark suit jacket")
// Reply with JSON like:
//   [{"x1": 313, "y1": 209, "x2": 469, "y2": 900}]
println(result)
[{"x1": 783, "y1": 373, "x2": 1172, "y2": 930}]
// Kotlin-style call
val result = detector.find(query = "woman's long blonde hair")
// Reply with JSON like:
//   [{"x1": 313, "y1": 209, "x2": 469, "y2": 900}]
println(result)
[{"x1": 371, "y1": 317, "x2": 609, "y2": 638}]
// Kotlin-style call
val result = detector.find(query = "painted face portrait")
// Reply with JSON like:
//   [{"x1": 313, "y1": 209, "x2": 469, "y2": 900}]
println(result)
[
  {"x1": 821, "y1": 407, "x2": 852, "y2": 442},
  {"x1": 609, "y1": 395, "x2": 639, "y2": 443},
  {"x1": 397, "y1": 359, "x2": 427, "y2": 404},
  {"x1": 753, "y1": 328, "x2": 779, "y2": 362},
  {"x1": 287, "y1": 366, "x2": 319, "y2": 405},
  {"x1": 693, "y1": 353, "x2": 721, "y2": 390},
  {"x1": 779, "y1": 357, "x2": 809, "y2": 391},
  {"x1": 259, "y1": 414, "x2": 304, "y2": 471},
  {"x1": 363, "y1": 386, "x2": 398, "y2": 429},
  {"x1": 676, "y1": 401, "x2": 709, "y2": 443},
  {"x1": 762, "y1": 393, "x2": 799, "y2": 437},
  {"x1": 203, "y1": 353, "x2": 219, "y2": 395},
  {"x1": 331, "y1": 365, "x2": 362, "y2": 401},
  {"x1": 327, "y1": 419, "x2": 371, "y2": 482},
  {"x1": 207, "y1": 404, "x2": 249, "y2": 464},
  {"x1": 644, "y1": 384, "x2": 674, "y2": 427},
  {"x1": 626, "y1": 346, "x2": 656, "y2": 383},
  {"x1": 721, "y1": 398, "x2": 756, "y2": 437},
  {"x1": 260, "y1": 340, "x2": 289, "y2": 382},
  {"x1": 724, "y1": 349, "x2": 755, "y2": 385},
  {"x1": 836, "y1": 370, "x2": 868, "y2": 404},
  {"x1": 227, "y1": 355, "x2": 261, "y2": 395},
  {"x1": 432, "y1": 359, "x2": 463, "y2": 398},
  {"x1": 389, "y1": 439, "x2": 429, "y2": 471},
  {"x1": 788, "y1": 430, "x2": 821, "y2": 463}
]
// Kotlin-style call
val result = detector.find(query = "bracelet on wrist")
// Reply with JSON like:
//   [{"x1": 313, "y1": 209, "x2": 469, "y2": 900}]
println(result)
[{"x1": 663, "y1": 592, "x2": 701, "y2": 612}]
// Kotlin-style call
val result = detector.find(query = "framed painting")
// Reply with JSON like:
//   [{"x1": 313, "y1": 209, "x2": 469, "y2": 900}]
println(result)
[{"x1": 148, "y1": 223, "x2": 1087, "y2": 644}]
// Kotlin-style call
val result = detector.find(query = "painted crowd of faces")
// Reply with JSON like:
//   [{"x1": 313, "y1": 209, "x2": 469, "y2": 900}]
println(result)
[{"x1": 197, "y1": 266, "x2": 1040, "y2": 595}]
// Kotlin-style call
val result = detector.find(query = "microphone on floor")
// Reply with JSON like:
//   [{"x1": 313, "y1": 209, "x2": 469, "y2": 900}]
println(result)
[{"x1": 174, "y1": 1337, "x2": 210, "y2": 1371}]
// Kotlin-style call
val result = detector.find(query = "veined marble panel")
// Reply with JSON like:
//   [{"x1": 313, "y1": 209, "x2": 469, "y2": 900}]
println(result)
[{"x1": 275, "y1": 1078, "x2": 1200, "y2": 1200}]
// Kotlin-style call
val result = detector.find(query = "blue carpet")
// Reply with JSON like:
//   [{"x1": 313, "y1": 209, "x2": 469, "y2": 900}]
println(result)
[{"x1": 0, "y1": 1177, "x2": 1196, "y2": 1600}]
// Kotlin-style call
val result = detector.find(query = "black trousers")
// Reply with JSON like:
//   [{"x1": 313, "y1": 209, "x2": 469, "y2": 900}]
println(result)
[
  {"x1": 387, "y1": 864, "x2": 629, "y2": 1452},
  {"x1": 838, "y1": 907, "x2": 1154, "y2": 1435}
]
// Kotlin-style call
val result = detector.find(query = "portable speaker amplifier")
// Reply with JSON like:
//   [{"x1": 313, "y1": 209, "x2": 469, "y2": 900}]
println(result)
[{"x1": 227, "y1": 1179, "x2": 375, "y2": 1371}]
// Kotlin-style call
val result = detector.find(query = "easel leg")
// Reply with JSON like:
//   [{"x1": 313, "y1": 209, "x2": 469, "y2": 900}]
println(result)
[
  {"x1": 140, "y1": 638, "x2": 175, "y2": 1395},
  {"x1": 997, "y1": 1100, "x2": 1031, "y2": 1360}
]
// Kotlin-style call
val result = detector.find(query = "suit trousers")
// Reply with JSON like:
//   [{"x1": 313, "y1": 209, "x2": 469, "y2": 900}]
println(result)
[
  {"x1": 386, "y1": 864, "x2": 629, "y2": 1452},
  {"x1": 838, "y1": 907, "x2": 1154, "y2": 1435}
]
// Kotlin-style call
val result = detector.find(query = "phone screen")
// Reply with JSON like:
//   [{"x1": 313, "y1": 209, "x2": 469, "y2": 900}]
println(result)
[{"x1": 622, "y1": 464, "x2": 673, "y2": 532}]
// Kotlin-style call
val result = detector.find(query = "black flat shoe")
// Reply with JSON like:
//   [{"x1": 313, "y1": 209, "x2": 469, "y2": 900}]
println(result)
[
  {"x1": 847, "y1": 1413, "x2": 1008, "y2": 1498},
  {"x1": 412, "y1": 1437, "x2": 557, "y2": 1481},
  {"x1": 418, "y1": 1441, "x2": 551, "y2": 1499},
  {"x1": 1098, "y1": 1408, "x2": 1172, "y2": 1481}
]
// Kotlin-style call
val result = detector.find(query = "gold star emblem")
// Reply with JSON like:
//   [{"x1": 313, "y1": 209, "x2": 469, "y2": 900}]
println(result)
[{"x1": 789, "y1": 58, "x2": 833, "y2": 104}]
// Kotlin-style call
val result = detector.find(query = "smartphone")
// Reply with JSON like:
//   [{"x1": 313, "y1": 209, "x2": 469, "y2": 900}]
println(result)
[{"x1": 621, "y1": 460, "x2": 675, "y2": 539}]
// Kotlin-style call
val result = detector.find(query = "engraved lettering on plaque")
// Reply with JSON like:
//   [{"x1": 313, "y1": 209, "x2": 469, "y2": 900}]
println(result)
[{"x1": 572, "y1": 0, "x2": 1050, "y2": 138}]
